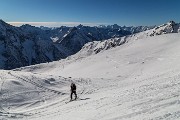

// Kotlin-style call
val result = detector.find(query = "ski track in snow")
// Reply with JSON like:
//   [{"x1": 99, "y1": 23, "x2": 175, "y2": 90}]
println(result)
[
  {"x1": 1, "y1": 71, "x2": 180, "y2": 120},
  {"x1": 0, "y1": 70, "x2": 93, "y2": 120},
  {"x1": 1, "y1": 33, "x2": 180, "y2": 120},
  {"x1": 9, "y1": 72, "x2": 63, "y2": 95}
]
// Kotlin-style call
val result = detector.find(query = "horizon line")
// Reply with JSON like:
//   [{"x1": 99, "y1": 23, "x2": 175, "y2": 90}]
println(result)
[{"x1": 7, "y1": 21, "x2": 110, "y2": 27}]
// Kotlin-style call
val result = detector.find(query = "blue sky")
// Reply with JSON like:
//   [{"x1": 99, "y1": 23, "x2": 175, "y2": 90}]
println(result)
[{"x1": 0, "y1": 0, "x2": 180, "y2": 27}]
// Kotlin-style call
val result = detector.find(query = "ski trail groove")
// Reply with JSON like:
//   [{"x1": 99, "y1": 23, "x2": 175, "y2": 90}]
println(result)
[
  {"x1": 9, "y1": 72, "x2": 63, "y2": 95},
  {"x1": 22, "y1": 78, "x2": 93, "y2": 119}
]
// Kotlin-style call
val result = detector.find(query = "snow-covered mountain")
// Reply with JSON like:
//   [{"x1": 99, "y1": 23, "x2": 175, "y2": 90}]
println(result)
[
  {"x1": 0, "y1": 20, "x2": 179, "y2": 69},
  {"x1": 0, "y1": 20, "x2": 155, "y2": 69},
  {"x1": 98, "y1": 24, "x2": 155, "y2": 34},
  {"x1": 0, "y1": 20, "x2": 68, "y2": 69},
  {"x1": 57, "y1": 24, "x2": 132, "y2": 54},
  {"x1": 2, "y1": 31, "x2": 180, "y2": 120},
  {"x1": 76, "y1": 21, "x2": 180, "y2": 56}
]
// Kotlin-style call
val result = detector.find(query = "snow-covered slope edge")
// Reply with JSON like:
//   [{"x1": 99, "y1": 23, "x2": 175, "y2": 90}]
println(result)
[
  {"x1": 76, "y1": 21, "x2": 180, "y2": 56},
  {"x1": 17, "y1": 32, "x2": 180, "y2": 78},
  {"x1": 0, "y1": 70, "x2": 89, "y2": 119},
  {"x1": 0, "y1": 19, "x2": 153, "y2": 69},
  {"x1": 8, "y1": 32, "x2": 180, "y2": 120},
  {"x1": 15, "y1": 21, "x2": 180, "y2": 74}
]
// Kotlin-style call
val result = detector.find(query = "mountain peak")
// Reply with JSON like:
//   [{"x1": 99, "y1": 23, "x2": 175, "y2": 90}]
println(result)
[
  {"x1": 20, "y1": 24, "x2": 35, "y2": 28},
  {"x1": 0, "y1": 19, "x2": 14, "y2": 31},
  {"x1": 77, "y1": 24, "x2": 83, "y2": 28},
  {"x1": 0, "y1": 19, "x2": 3, "y2": 22},
  {"x1": 0, "y1": 19, "x2": 10, "y2": 26},
  {"x1": 167, "y1": 20, "x2": 176, "y2": 25},
  {"x1": 112, "y1": 24, "x2": 120, "y2": 29}
]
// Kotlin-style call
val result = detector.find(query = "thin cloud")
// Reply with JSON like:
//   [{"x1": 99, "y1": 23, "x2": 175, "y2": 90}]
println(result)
[{"x1": 7, "y1": 22, "x2": 108, "y2": 27}]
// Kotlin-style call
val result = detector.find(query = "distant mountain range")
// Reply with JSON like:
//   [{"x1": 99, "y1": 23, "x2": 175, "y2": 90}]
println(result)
[
  {"x1": 76, "y1": 21, "x2": 180, "y2": 56},
  {"x1": 0, "y1": 19, "x2": 178, "y2": 69}
]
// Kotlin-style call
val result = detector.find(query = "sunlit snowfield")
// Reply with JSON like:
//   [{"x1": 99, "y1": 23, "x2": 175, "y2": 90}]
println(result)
[{"x1": 1, "y1": 33, "x2": 180, "y2": 120}]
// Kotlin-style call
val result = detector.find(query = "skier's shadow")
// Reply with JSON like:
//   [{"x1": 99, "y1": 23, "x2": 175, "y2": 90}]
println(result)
[{"x1": 79, "y1": 98, "x2": 90, "y2": 100}]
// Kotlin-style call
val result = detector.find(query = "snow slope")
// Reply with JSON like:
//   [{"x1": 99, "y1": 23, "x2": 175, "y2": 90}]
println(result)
[
  {"x1": 1, "y1": 32, "x2": 179, "y2": 120},
  {"x1": 0, "y1": 19, "x2": 178, "y2": 70},
  {"x1": 0, "y1": 20, "x2": 145, "y2": 69},
  {"x1": 18, "y1": 33, "x2": 180, "y2": 79},
  {"x1": 71, "y1": 21, "x2": 180, "y2": 56}
]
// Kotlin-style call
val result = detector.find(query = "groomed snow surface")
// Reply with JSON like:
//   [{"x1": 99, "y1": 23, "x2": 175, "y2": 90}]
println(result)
[{"x1": 1, "y1": 33, "x2": 180, "y2": 120}]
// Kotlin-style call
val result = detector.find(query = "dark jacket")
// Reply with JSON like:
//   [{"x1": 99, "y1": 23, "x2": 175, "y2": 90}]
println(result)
[{"x1": 71, "y1": 83, "x2": 76, "y2": 92}]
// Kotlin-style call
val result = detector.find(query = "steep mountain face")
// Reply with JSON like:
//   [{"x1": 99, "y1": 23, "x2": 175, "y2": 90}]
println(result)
[
  {"x1": 0, "y1": 21, "x2": 67, "y2": 69},
  {"x1": 0, "y1": 20, "x2": 171, "y2": 69},
  {"x1": 76, "y1": 21, "x2": 180, "y2": 56},
  {"x1": 58, "y1": 25, "x2": 132, "y2": 54},
  {"x1": 99, "y1": 24, "x2": 155, "y2": 34},
  {"x1": 149, "y1": 21, "x2": 180, "y2": 35},
  {"x1": 0, "y1": 20, "x2": 138, "y2": 69}
]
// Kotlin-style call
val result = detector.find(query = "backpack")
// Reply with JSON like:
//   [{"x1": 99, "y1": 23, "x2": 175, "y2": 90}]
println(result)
[{"x1": 71, "y1": 83, "x2": 76, "y2": 91}]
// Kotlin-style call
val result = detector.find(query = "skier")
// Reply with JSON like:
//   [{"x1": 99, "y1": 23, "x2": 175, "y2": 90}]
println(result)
[{"x1": 70, "y1": 82, "x2": 77, "y2": 100}]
